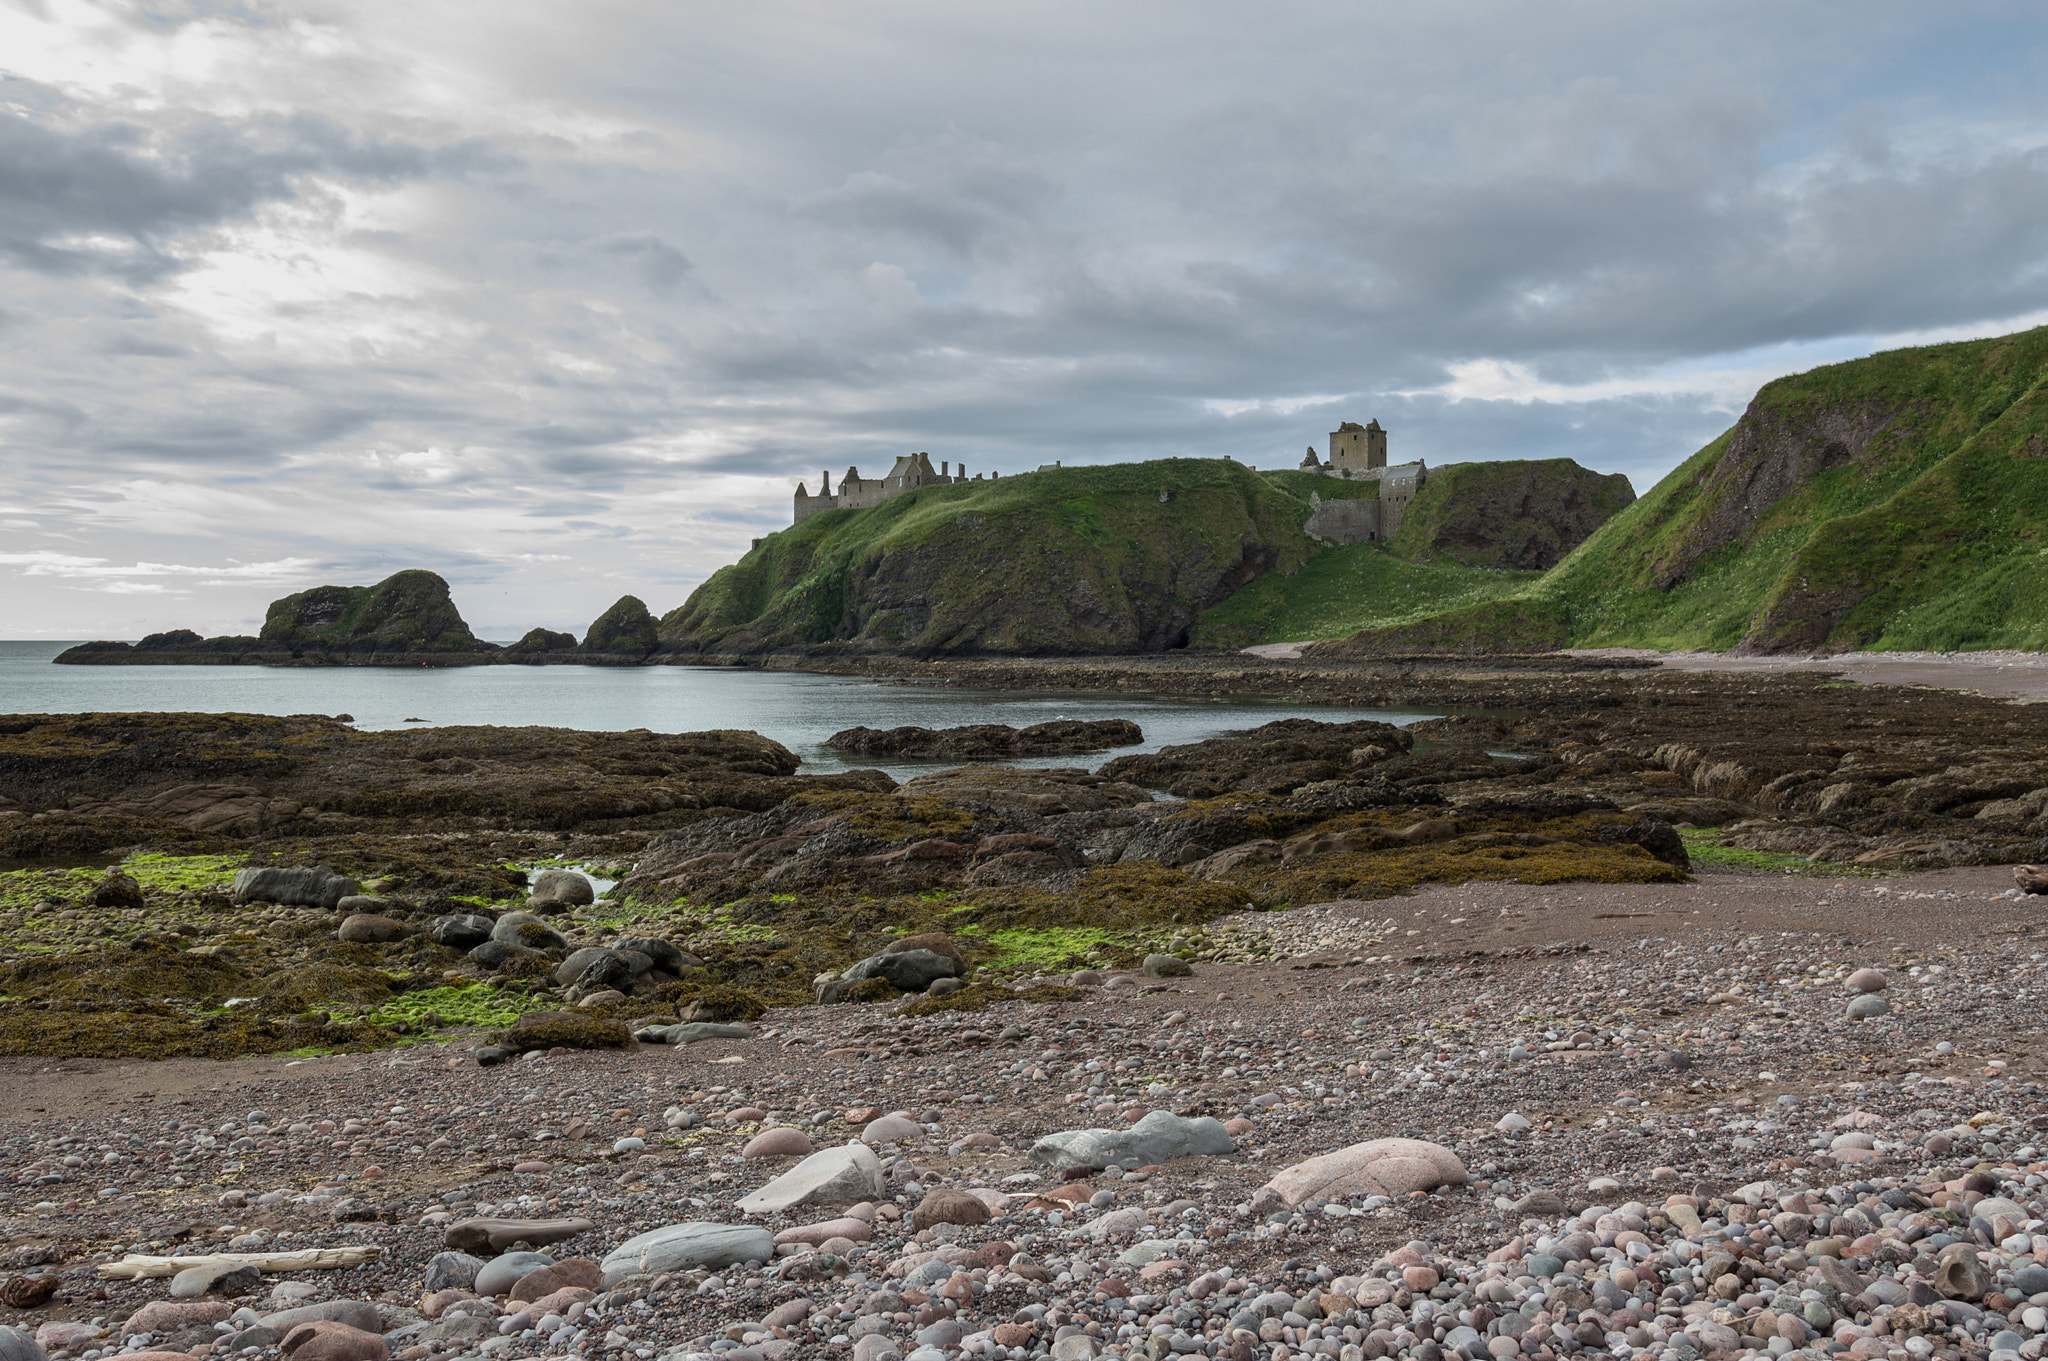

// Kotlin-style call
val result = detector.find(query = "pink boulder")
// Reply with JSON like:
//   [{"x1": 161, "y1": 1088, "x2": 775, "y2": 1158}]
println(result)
[
  {"x1": 509, "y1": 1259, "x2": 602, "y2": 1302},
  {"x1": 774, "y1": 1217, "x2": 874, "y2": 1246},
  {"x1": 744, "y1": 1127, "x2": 817, "y2": 1159},
  {"x1": 1261, "y1": 1138, "x2": 1469, "y2": 1207},
  {"x1": 122, "y1": 1301, "x2": 233, "y2": 1336},
  {"x1": 281, "y1": 1321, "x2": 391, "y2": 1361}
]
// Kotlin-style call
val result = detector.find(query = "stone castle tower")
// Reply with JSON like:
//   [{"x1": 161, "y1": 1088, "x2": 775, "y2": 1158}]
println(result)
[{"x1": 1328, "y1": 419, "x2": 1387, "y2": 473}]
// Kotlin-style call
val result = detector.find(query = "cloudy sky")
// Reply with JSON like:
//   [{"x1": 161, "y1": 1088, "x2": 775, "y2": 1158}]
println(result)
[{"x1": 4, "y1": 0, "x2": 2047, "y2": 638}]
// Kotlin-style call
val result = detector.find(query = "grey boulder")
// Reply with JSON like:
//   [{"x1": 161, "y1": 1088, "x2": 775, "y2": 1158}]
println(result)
[
  {"x1": 421, "y1": 1251, "x2": 483, "y2": 1293},
  {"x1": 599, "y1": 1223, "x2": 774, "y2": 1287},
  {"x1": 259, "y1": 1301, "x2": 383, "y2": 1333},
  {"x1": 1028, "y1": 1109, "x2": 1234, "y2": 1169},
  {"x1": 468, "y1": 941, "x2": 549, "y2": 971},
  {"x1": 427, "y1": 914, "x2": 495, "y2": 950},
  {"x1": 823, "y1": 949, "x2": 963, "y2": 1001},
  {"x1": 0, "y1": 1328, "x2": 41, "y2": 1361},
  {"x1": 231, "y1": 865, "x2": 360, "y2": 910},
  {"x1": 613, "y1": 936, "x2": 686, "y2": 974},
  {"x1": 1141, "y1": 954, "x2": 1192, "y2": 977},
  {"x1": 490, "y1": 912, "x2": 568, "y2": 951},
  {"x1": 736, "y1": 1142, "x2": 886, "y2": 1215},
  {"x1": 473, "y1": 1251, "x2": 553, "y2": 1296},
  {"x1": 528, "y1": 869, "x2": 595, "y2": 908}
]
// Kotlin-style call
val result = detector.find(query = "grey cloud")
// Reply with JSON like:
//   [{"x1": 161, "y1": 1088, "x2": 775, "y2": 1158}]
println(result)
[
  {"x1": 594, "y1": 233, "x2": 692, "y2": 290},
  {"x1": 6, "y1": 0, "x2": 2048, "y2": 638}
]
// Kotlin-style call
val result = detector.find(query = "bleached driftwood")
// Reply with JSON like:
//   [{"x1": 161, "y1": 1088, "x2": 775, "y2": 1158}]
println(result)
[{"x1": 98, "y1": 1245, "x2": 382, "y2": 1280}]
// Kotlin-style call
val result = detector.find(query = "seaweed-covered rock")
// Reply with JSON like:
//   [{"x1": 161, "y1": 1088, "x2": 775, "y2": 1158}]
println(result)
[
  {"x1": 892, "y1": 767, "x2": 1151, "y2": 817},
  {"x1": 1100, "y1": 719, "x2": 1415, "y2": 798},
  {"x1": 86, "y1": 870, "x2": 145, "y2": 910},
  {"x1": 826, "y1": 720, "x2": 1143, "y2": 759},
  {"x1": 1592, "y1": 815, "x2": 1691, "y2": 870},
  {"x1": 337, "y1": 914, "x2": 407, "y2": 943},
  {"x1": 469, "y1": 940, "x2": 550, "y2": 971},
  {"x1": 232, "y1": 866, "x2": 361, "y2": 910},
  {"x1": 490, "y1": 913, "x2": 568, "y2": 952},
  {"x1": 497, "y1": 1012, "x2": 635, "y2": 1053}
]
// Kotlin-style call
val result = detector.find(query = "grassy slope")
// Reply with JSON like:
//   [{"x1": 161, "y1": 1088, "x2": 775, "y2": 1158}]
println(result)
[
  {"x1": 1316, "y1": 326, "x2": 2048, "y2": 655},
  {"x1": 661, "y1": 459, "x2": 1325, "y2": 653},
  {"x1": 1194, "y1": 544, "x2": 1541, "y2": 647}
]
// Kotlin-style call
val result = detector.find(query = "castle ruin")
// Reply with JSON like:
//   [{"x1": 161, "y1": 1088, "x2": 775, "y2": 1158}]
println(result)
[
  {"x1": 1297, "y1": 419, "x2": 1429, "y2": 544},
  {"x1": 793, "y1": 452, "x2": 994, "y2": 523}
]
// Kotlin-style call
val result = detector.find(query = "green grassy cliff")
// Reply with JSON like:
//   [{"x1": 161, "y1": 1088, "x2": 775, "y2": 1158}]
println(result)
[
  {"x1": 1310, "y1": 325, "x2": 2048, "y2": 657},
  {"x1": 660, "y1": 459, "x2": 1331, "y2": 655}
]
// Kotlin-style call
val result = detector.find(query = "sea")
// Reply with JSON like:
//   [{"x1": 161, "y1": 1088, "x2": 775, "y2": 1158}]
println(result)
[{"x1": 0, "y1": 641, "x2": 1443, "y2": 783}]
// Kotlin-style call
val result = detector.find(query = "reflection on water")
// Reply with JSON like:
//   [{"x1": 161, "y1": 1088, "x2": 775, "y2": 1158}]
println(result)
[{"x1": 0, "y1": 641, "x2": 1445, "y2": 784}]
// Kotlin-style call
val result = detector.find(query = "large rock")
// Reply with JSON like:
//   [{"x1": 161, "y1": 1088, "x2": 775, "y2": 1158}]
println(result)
[
  {"x1": 258, "y1": 1302, "x2": 382, "y2": 1334},
  {"x1": 825, "y1": 720, "x2": 1144, "y2": 759},
  {"x1": 427, "y1": 913, "x2": 496, "y2": 949},
  {"x1": 337, "y1": 914, "x2": 407, "y2": 943},
  {"x1": 892, "y1": 766, "x2": 1152, "y2": 817},
  {"x1": 280, "y1": 1321, "x2": 388, "y2": 1361},
  {"x1": 232, "y1": 866, "x2": 361, "y2": 910},
  {"x1": 736, "y1": 1142, "x2": 886, "y2": 1215},
  {"x1": 124, "y1": 1300, "x2": 234, "y2": 1335},
  {"x1": 473, "y1": 1251, "x2": 554, "y2": 1296},
  {"x1": 87, "y1": 869, "x2": 146, "y2": 910},
  {"x1": 1260, "y1": 1138, "x2": 1470, "y2": 1206},
  {"x1": 421, "y1": 1252, "x2": 483, "y2": 1292},
  {"x1": 831, "y1": 948, "x2": 964, "y2": 998},
  {"x1": 598, "y1": 1223, "x2": 774, "y2": 1286},
  {"x1": 581, "y1": 596, "x2": 660, "y2": 657},
  {"x1": 2017, "y1": 865, "x2": 2048, "y2": 895},
  {"x1": 528, "y1": 869, "x2": 595, "y2": 909},
  {"x1": 490, "y1": 912, "x2": 568, "y2": 951},
  {"x1": 0, "y1": 1327, "x2": 42, "y2": 1361},
  {"x1": 443, "y1": 1217, "x2": 594, "y2": 1253},
  {"x1": 1027, "y1": 1110, "x2": 1235, "y2": 1169},
  {"x1": 612, "y1": 936, "x2": 686, "y2": 974},
  {"x1": 468, "y1": 940, "x2": 549, "y2": 971},
  {"x1": 638, "y1": 1021, "x2": 753, "y2": 1045},
  {"x1": 912, "y1": 1189, "x2": 991, "y2": 1229}
]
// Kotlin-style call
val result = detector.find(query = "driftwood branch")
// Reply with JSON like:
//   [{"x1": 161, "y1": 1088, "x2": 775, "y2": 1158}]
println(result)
[{"x1": 98, "y1": 1246, "x2": 383, "y2": 1280}]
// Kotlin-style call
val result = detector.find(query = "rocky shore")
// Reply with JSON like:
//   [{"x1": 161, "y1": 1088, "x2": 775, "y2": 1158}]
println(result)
[{"x1": 0, "y1": 865, "x2": 2043, "y2": 1361}]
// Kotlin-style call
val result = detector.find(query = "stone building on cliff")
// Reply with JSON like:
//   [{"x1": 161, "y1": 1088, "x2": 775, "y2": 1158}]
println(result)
[
  {"x1": 1296, "y1": 419, "x2": 1432, "y2": 543},
  {"x1": 793, "y1": 452, "x2": 995, "y2": 523}
]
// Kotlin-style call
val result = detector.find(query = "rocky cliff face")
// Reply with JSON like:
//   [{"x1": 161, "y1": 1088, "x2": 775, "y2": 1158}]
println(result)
[
  {"x1": 260, "y1": 569, "x2": 490, "y2": 654},
  {"x1": 1389, "y1": 458, "x2": 1635, "y2": 570},
  {"x1": 582, "y1": 595, "x2": 660, "y2": 656}
]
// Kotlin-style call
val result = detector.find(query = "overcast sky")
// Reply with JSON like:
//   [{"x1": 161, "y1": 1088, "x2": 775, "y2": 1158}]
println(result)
[{"x1": 4, "y1": 0, "x2": 2047, "y2": 638}]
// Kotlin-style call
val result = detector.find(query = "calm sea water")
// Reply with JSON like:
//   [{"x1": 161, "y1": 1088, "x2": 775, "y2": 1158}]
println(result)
[{"x1": 0, "y1": 641, "x2": 1441, "y2": 781}]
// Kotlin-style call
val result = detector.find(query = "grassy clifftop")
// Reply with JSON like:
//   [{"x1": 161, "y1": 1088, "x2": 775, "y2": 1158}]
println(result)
[
  {"x1": 660, "y1": 459, "x2": 1337, "y2": 655},
  {"x1": 1311, "y1": 325, "x2": 2048, "y2": 657}
]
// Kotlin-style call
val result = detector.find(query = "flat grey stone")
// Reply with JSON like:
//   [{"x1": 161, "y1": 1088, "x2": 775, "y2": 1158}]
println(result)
[
  {"x1": 473, "y1": 1251, "x2": 554, "y2": 1296},
  {"x1": 637, "y1": 1021, "x2": 754, "y2": 1045},
  {"x1": 1028, "y1": 1110, "x2": 1234, "y2": 1169},
  {"x1": 736, "y1": 1142, "x2": 886, "y2": 1215},
  {"x1": 599, "y1": 1223, "x2": 775, "y2": 1286},
  {"x1": 258, "y1": 1301, "x2": 383, "y2": 1333}
]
